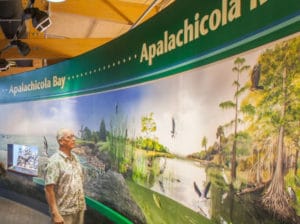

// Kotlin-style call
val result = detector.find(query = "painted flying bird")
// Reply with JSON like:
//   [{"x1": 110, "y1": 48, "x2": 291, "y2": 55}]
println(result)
[
  {"x1": 193, "y1": 181, "x2": 211, "y2": 199},
  {"x1": 171, "y1": 117, "x2": 176, "y2": 138},
  {"x1": 250, "y1": 64, "x2": 264, "y2": 91},
  {"x1": 115, "y1": 103, "x2": 119, "y2": 114},
  {"x1": 43, "y1": 136, "x2": 49, "y2": 157},
  {"x1": 194, "y1": 181, "x2": 202, "y2": 198},
  {"x1": 203, "y1": 181, "x2": 211, "y2": 198}
]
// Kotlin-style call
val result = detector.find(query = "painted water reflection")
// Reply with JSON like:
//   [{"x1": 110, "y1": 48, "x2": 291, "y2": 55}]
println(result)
[
  {"x1": 132, "y1": 155, "x2": 282, "y2": 224},
  {"x1": 150, "y1": 158, "x2": 211, "y2": 218}
]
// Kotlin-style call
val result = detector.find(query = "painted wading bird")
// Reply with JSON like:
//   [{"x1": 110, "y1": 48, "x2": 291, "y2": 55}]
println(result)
[{"x1": 287, "y1": 186, "x2": 297, "y2": 203}]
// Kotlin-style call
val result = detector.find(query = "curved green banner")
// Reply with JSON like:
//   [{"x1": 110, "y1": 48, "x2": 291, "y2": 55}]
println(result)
[{"x1": 0, "y1": 0, "x2": 299, "y2": 104}]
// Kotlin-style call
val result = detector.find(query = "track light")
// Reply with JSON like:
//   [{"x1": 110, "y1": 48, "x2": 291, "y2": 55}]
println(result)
[
  {"x1": 24, "y1": 7, "x2": 52, "y2": 32},
  {"x1": 0, "y1": 59, "x2": 16, "y2": 72},
  {"x1": 10, "y1": 40, "x2": 31, "y2": 56},
  {"x1": 0, "y1": 58, "x2": 10, "y2": 71}
]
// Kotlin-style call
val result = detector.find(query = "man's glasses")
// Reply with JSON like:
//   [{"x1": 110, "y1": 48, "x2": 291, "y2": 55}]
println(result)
[{"x1": 64, "y1": 134, "x2": 75, "y2": 140}]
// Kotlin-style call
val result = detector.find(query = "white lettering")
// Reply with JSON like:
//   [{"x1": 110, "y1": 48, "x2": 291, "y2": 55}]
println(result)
[
  {"x1": 53, "y1": 76, "x2": 66, "y2": 89},
  {"x1": 140, "y1": 43, "x2": 149, "y2": 64},
  {"x1": 229, "y1": 0, "x2": 241, "y2": 22},
  {"x1": 209, "y1": 9, "x2": 222, "y2": 31},
  {"x1": 139, "y1": 0, "x2": 243, "y2": 66}
]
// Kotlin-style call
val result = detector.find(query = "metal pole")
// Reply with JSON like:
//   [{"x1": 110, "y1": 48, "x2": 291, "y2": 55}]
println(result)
[{"x1": 130, "y1": 0, "x2": 160, "y2": 30}]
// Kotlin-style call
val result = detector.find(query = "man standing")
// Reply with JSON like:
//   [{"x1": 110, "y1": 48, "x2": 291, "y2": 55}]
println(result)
[{"x1": 45, "y1": 128, "x2": 86, "y2": 224}]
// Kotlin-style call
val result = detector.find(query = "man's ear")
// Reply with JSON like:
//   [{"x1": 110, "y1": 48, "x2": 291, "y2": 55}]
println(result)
[{"x1": 58, "y1": 138, "x2": 63, "y2": 145}]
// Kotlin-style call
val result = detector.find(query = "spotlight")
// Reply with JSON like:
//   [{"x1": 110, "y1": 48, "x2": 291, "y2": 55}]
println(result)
[
  {"x1": 10, "y1": 40, "x2": 31, "y2": 56},
  {"x1": 0, "y1": 59, "x2": 16, "y2": 71},
  {"x1": 24, "y1": 8, "x2": 52, "y2": 32},
  {"x1": 0, "y1": 59, "x2": 9, "y2": 71}
]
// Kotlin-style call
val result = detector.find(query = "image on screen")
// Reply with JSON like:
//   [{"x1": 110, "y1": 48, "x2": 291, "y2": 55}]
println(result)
[{"x1": 7, "y1": 144, "x2": 39, "y2": 176}]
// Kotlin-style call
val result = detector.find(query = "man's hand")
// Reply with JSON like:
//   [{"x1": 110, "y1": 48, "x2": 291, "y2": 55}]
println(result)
[
  {"x1": 45, "y1": 184, "x2": 64, "y2": 224},
  {"x1": 52, "y1": 211, "x2": 64, "y2": 224}
]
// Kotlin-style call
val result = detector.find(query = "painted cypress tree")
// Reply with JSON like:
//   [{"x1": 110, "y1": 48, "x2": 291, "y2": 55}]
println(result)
[
  {"x1": 219, "y1": 57, "x2": 250, "y2": 183},
  {"x1": 99, "y1": 118, "x2": 107, "y2": 141},
  {"x1": 255, "y1": 37, "x2": 300, "y2": 222}
]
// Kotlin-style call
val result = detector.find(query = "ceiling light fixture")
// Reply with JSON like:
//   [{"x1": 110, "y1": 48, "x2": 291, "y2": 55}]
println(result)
[
  {"x1": 24, "y1": 7, "x2": 52, "y2": 32},
  {"x1": 0, "y1": 58, "x2": 10, "y2": 71},
  {"x1": 0, "y1": 59, "x2": 16, "y2": 72}
]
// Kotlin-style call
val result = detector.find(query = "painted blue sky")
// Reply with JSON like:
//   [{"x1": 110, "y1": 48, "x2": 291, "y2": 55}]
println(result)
[
  {"x1": 0, "y1": 46, "x2": 265, "y2": 155},
  {"x1": 73, "y1": 86, "x2": 144, "y2": 129}
]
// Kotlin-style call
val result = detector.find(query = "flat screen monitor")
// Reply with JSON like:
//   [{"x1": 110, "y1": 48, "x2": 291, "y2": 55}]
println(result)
[{"x1": 7, "y1": 144, "x2": 39, "y2": 176}]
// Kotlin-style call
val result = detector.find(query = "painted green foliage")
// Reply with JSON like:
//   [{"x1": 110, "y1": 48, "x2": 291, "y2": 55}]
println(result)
[
  {"x1": 141, "y1": 112, "x2": 157, "y2": 138},
  {"x1": 247, "y1": 37, "x2": 300, "y2": 221}
]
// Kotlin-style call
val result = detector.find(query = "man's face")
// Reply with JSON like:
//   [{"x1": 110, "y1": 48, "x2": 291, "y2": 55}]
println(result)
[{"x1": 60, "y1": 131, "x2": 76, "y2": 149}]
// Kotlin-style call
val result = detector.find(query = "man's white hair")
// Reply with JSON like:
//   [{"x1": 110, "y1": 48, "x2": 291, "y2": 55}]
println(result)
[{"x1": 56, "y1": 128, "x2": 74, "y2": 142}]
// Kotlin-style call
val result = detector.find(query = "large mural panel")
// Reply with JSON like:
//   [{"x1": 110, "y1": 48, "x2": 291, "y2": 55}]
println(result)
[
  {"x1": 0, "y1": 0, "x2": 299, "y2": 223},
  {"x1": 0, "y1": 36, "x2": 299, "y2": 224}
]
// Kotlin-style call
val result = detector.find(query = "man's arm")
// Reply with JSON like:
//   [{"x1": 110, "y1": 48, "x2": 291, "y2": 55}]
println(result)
[{"x1": 45, "y1": 184, "x2": 64, "y2": 223}]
